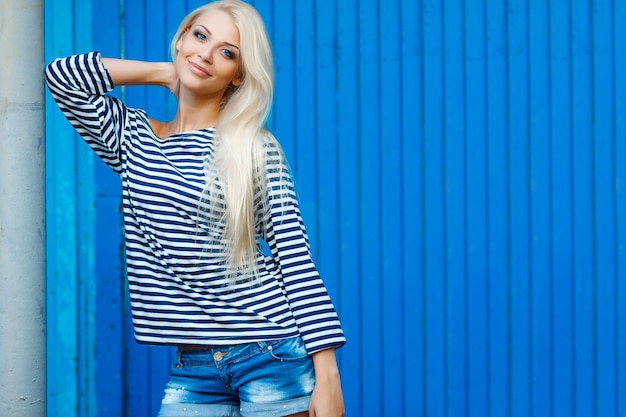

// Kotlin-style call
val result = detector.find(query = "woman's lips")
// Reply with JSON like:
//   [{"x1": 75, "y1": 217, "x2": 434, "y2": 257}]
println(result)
[{"x1": 188, "y1": 61, "x2": 210, "y2": 77}]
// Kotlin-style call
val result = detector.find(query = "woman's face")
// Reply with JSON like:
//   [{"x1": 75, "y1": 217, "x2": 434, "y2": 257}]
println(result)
[{"x1": 175, "y1": 9, "x2": 242, "y2": 99}]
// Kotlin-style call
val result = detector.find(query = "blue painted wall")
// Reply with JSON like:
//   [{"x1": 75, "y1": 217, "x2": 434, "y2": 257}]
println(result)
[{"x1": 44, "y1": 0, "x2": 626, "y2": 416}]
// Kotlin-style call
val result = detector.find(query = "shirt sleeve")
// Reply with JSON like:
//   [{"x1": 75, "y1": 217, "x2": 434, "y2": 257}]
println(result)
[
  {"x1": 45, "y1": 51, "x2": 126, "y2": 173},
  {"x1": 259, "y1": 140, "x2": 346, "y2": 354}
]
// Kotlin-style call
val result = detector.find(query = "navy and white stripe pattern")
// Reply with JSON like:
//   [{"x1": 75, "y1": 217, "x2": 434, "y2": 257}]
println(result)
[{"x1": 45, "y1": 52, "x2": 345, "y2": 353}]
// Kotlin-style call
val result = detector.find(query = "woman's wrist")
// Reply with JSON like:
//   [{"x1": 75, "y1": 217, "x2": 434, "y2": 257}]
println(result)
[{"x1": 156, "y1": 62, "x2": 178, "y2": 89}]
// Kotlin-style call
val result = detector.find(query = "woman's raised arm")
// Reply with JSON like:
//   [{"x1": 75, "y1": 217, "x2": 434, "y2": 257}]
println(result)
[{"x1": 101, "y1": 58, "x2": 177, "y2": 92}]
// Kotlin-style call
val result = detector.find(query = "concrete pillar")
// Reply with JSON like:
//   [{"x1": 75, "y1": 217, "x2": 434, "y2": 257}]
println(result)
[{"x1": 0, "y1": 0, "x2": 47, "y2": 416}]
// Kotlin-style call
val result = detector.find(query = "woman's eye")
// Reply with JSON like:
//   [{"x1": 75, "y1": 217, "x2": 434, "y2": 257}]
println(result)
[
  {"x1": 222, "y1": 49, "x2": 234, "y2": 59},
  {"x1": 193, "y1": 31, "x2": 207, "y2": 41}
]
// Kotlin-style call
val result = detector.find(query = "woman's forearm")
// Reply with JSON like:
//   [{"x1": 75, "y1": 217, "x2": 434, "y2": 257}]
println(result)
[
  {"x1": 310, "y1": 348, "x2": 345, "y2": 416},
  {"x1": 101, "y1": 58, "x2": 176, "y2": 88},
  {"x1": 311, "y1": 348, "x2": 340, "y2": 377}
]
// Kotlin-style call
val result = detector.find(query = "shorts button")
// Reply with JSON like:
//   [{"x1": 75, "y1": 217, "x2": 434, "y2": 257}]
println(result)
[{"x1": 213, "y1": 351, "x2": 224, "y2": 361}]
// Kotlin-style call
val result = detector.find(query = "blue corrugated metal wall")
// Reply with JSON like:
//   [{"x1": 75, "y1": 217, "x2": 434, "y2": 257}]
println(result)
[{"x1": 44, "y1": 0, "x2": 626, "y2": 416}]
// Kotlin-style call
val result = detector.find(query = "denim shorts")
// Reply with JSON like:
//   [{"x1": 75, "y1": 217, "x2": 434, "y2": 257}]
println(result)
[{"x1": 157, "y1": 336, "x2": 315, "y2": 417}]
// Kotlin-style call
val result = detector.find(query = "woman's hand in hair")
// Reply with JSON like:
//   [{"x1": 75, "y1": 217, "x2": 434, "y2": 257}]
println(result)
[{"x1": 310, "y1": 349, "x2": 345, "y2": 417}]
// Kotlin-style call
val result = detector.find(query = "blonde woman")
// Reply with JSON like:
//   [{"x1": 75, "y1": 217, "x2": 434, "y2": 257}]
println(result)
[{"x1": 45, "y1": 1, "x2": 345, "y2": 416}]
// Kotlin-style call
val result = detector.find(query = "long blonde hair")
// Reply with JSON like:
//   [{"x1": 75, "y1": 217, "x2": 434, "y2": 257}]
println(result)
[{"x1": 171, "y1": 0, "x2": 282, "y2": 281}]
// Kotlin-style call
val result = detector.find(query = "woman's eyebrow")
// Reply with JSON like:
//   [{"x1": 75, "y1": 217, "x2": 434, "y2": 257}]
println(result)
[{"x1": 197, "y1": 24, "x2": 240, "y2": 50}]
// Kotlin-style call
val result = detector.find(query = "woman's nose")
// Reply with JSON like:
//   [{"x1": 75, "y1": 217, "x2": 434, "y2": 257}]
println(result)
[{"x1": 197, "y1": 47, "x2": 214, "y2": 64}]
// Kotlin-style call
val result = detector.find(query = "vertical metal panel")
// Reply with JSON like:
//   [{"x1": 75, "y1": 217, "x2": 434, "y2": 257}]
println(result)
[
  {"x1": 592, "y1": 0, "x2": 617, "y2": 415},
  {"x1": 357, "y1": 0, "x2": 384, "y2": 415},
  {"x1": 400, "y1": 0, "x2": 425, "y2": 414},
  {"x1": 616, "y1": 4, "x2": 626, "y2": 416},
  {"x1": 422, "y1": 1, "x2": 446, "y2": 415},
  {"x1": 485, "y1": 0, "x2": 510, "y2": 415},
  {"x1": 272, "y1": 1, "x2": 295, "y2": 158},
  {"x1": 443, "y1": 0, "x2": 467, "y2": 414},
  {"x1": 88, "y1": 0, "x2": 127, "y2": 416},
  {"x1": 375, "y1": 0, "x2": 403, "y2": 412},
  {"x1": 336, "y1": 0, "x2": 363, "y2": 414},
  {"x1": 44, "y1": 1, "x2": 626, "y2": 416},
  {"x1": 571, "y1": 1, "x2": 595, "y2": 415},
  {"x1": 91, "y1": 2, "x2": 126, "y2": 416},
  {"x1": 550, "y1": 0, "x2": 575, "y2": 414},
  {"x1": 380, "y1": 0, "x2": 404, "y2": 408},
  {"x1": 292, "y1": 0, "x2": 318, "y2": 250},
  {"x1": 507, "y1": 1, "x2": 532, "y2": 416},
  {"x1": 528, "y1": 1, "x2": 551, "y2": 416},
  {"x1": 465, "y1": 1, "x2": 489, "y2": 416},
  {"x1": 72, "y1": 1, "x2": 98, "y2": 415},
  {"x1": 45, "y1": 0, "x2": 92, "y2": 416},
  {"x1": 314, "y1": 0, "x2": 340, "y2": 304}
]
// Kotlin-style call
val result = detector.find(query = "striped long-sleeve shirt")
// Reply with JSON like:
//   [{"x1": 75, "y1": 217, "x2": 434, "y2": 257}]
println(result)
[{"x1": 45, "y1": 52, "x2": 345, "y2": 354}]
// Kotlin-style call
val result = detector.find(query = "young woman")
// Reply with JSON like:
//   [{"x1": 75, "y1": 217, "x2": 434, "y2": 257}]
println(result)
[{"x1": 45, "y1": 1, "x2": 346, "y2": 416}]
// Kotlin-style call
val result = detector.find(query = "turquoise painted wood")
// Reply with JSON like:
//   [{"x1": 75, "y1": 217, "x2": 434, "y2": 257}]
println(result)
[{"x1": 44, "y1": 0, "x2": 626, "y2": 416}]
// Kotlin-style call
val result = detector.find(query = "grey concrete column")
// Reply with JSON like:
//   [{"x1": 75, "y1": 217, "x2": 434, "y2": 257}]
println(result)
[{"x1": 0, "y1": 0, "x2": 47, "y2": 416}]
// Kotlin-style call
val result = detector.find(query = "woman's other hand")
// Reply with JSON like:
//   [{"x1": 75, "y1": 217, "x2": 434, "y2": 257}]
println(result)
[{"x1": 309, "y1": 349, "x2": 345, "y2": 417}]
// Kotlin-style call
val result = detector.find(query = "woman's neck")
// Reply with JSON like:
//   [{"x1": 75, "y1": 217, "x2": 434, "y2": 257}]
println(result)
[{"x1": 168, "y1": 91, "x2": 222, "y2": 134}]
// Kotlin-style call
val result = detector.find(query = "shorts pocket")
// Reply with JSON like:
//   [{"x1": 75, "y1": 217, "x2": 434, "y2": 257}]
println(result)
[{"x1": 267, "y1": 337, "x2": 309, "y2": 362}]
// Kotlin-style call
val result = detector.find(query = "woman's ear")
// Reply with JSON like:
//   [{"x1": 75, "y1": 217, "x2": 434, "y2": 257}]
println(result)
[
  {"x1": 231, "y1": 69, "x2": 243, "y2": 87},
  {"x1": 176, "y1": 28, "x2": 188, "y2": 51},
  {"x1": 231, "y1": 75, "x2": 243, "y2": 87}
]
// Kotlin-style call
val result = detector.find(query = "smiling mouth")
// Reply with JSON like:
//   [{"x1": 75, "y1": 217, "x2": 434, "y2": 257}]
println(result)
[{"x1": 188, "y1": 61, "x2": 210, "y2": 77}]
